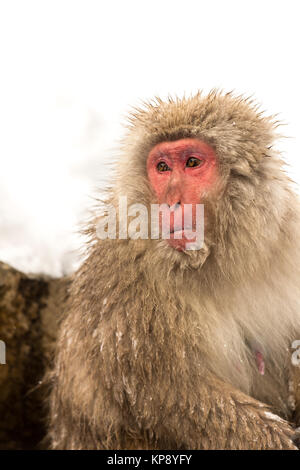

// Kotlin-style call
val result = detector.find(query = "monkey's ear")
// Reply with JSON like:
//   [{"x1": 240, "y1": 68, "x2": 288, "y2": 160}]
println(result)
[{"x1": 230, "y1": 160, "x2": 252, "y2": 178}]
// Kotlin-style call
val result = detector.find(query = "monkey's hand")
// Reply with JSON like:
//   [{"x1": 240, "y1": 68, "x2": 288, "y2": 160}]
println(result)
[{"x1": 166, "y1": 376, "x2": 298, "y2": 450}]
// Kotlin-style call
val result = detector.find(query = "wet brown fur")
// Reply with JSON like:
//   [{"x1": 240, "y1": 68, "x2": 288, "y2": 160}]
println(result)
[{"x1": 48, "y1": 91, "x2": 300, "y2": 449}]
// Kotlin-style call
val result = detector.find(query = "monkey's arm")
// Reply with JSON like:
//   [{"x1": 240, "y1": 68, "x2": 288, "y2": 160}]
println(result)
[
  {"x1": 48, "y1": 322, "x2": 297, "y2": 449},
  {"x1": 162, "y1": 374, "x2": 297, "y2": 450}
]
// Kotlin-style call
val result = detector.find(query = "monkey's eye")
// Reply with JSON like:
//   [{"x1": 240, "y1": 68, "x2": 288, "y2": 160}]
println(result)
[
  {"x1": 186, "y1": 157, "x2": 203, "y2": 168},
  {"x1": 157, "y1": 161, "x2": 170, "y2": 172}
]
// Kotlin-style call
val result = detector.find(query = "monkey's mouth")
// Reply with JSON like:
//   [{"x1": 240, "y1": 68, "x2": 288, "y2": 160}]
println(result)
[{"x1": 170, "y1": 226, "x2": 196, "y2": 238}]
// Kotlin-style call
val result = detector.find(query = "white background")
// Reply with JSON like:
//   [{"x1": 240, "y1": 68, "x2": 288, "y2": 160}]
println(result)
[{"x1": 0, "y1": 0, "x2": 299, "y2": 276}]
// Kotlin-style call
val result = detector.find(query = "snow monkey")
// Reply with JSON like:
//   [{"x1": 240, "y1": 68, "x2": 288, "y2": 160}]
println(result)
[{"x1": 48, "y1": 91, "x2": 300, "y2": 449}]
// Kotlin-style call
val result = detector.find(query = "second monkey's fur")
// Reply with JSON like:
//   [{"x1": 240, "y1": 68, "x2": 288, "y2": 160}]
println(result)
[{"x1": 48, "y1": 91, "x2": 300, "y2": 449}]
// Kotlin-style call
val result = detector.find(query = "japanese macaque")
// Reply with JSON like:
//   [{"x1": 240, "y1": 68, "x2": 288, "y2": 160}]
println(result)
[{"x1": 48, "y1": 91, "x2": 300, "y2": 449}]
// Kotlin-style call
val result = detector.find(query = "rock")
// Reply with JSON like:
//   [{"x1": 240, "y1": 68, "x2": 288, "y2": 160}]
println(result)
[{"x1": 0, "y1": 262, "x2": 69, "y2": 449}]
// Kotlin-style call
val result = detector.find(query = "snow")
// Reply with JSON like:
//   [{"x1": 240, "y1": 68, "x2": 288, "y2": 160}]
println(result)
[
  {"x1": 116, "y1": 331, "x2": 123, "y2": 342},
  {"x1": 0, "y1": 1, "x2": 299, "y2": 276},
  {"x1": 264, "y1": 411, "x2": 285, "y2": 424}
]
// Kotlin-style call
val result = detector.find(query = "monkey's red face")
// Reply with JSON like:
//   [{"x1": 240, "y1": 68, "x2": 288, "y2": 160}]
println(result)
[{"x1": 147, "y1": 138, "x2": 218, "y2": 250}]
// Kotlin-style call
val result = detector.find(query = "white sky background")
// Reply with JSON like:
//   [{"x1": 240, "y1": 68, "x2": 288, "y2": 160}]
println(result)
[{"x1": 0, "y1": 0, "x2": 299, "y2": 276}]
